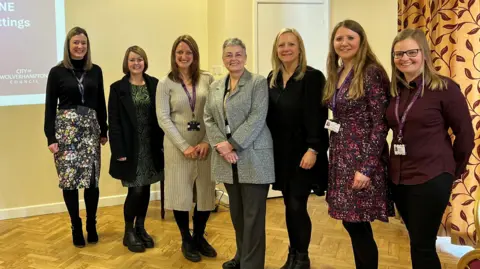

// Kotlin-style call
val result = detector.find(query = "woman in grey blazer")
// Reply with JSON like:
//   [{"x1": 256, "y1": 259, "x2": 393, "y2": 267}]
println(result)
[{"x1": 204, "y1": 38, "x2": 275, "y2": 269}]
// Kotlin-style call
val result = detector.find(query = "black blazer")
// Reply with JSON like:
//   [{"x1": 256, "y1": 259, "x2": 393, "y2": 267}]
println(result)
[{"x1": 108, "y1": 73, "x2": 164, "y2": 181}]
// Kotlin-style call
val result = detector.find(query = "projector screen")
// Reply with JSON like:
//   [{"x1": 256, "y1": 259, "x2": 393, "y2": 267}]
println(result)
[{"x1": 0, "y1": 0, "x2": 65, "y2": 106}]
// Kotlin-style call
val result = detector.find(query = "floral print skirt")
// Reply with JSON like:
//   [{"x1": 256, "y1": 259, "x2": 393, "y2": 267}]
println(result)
[{"x1": 54, "y1": 108, "x2": 101, "y2": 190}]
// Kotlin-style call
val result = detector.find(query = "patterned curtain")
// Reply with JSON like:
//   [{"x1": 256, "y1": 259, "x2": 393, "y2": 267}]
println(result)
[{"x1": 398, "y1": 0, "x2": 480, "y2": 246}]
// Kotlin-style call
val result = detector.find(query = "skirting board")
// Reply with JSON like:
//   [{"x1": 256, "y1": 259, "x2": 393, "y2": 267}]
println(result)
[{"x1": 0, "y1": 191, "x2": 161, "y2": 221}]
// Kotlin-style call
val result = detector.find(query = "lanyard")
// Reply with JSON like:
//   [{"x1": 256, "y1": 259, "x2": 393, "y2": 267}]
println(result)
[
  {"x1": 71, "y1": 70, "x2": 86, "y2": 104},
  {"x1": 332, "y1": 68, "x2": 353, "y2": 117},
  {"x1": 394, "y1": 85, "x2": 422, "y2": 143},
  {"x1": 180, "y1": 80, "x2": 196, "y2": 118}
]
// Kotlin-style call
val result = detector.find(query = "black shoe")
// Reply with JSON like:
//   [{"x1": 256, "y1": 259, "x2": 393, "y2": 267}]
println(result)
[
  {"x1": 281, "y1": 246, "x2": 296, "y2": 269},
  {"x1": 135, "y1": 226, "x2": 154, "y2": 248},
  {"x1": 71, "y1": 219, "x2": 85, "y2": 248},
  {"x1": 123, "y1": 228, "x2": 146, "y2": 253},
  {"x1": 292, "y1": 251, "x2": 310, "y2": 269},
  {"x1": 222, "y1": 259, "x2": 240, "y2": 269},
  {"x1": 86, "y1": 218, "x2": 98, "y2": 244},
  {"x1": 181, "y1": 239, "x2": 201, "y2": 262},
  {"x1": 193, "y1": 234, "x2": 217, "y2": 257}
]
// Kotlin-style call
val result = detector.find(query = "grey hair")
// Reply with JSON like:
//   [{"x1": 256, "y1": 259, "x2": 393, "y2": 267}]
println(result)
[{"x1": 222, "y1": 38, "x2": 247, "y2": 54}]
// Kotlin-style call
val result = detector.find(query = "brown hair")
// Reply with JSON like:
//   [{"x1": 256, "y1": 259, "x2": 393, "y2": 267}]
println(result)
[
  {"x1": 122, "y1": 45, "x2": 148, "y2": 74},
  {"x1": 323, "y1": 20, "x2": 385, "y2": 103},
  {"x1": 61, "y1": 27, "x2": 92, "y2": 70},
  {"x1": 269, "y1": 28, "x2": 307, "y2": 88},
  {"x1": 168, "y1": 35, "x2": 201, "y2": 85},
  {"x1": 390, "y1": 28, "x2": 446, "y2": 97}
]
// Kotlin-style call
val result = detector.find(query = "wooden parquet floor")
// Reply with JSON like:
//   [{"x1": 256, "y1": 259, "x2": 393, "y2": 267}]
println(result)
[{"x1": 0, "y1": 196, "x2": 460, "y2": 269}]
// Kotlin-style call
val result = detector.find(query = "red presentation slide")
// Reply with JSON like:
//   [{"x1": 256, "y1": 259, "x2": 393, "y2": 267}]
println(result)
[{"x1": 0, "y1": 0, "x2": 64, "y2": 106}]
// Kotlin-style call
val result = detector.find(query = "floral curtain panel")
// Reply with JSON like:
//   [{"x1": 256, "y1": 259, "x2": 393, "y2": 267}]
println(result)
[{"x1": 398, "y1": 0, "x2": 480, "y2": 246}]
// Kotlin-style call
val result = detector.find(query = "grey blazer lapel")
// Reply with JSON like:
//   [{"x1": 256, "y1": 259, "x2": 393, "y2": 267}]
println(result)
[{"x1": 214, "y1": 76, "x2": 227, "y2": 124}]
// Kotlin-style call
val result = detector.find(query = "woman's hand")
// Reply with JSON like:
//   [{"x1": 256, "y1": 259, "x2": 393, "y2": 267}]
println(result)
[
  {"x1": 300, "y1": 151, "x2": 317, "y2": 169},
  {"x1": 48, "y1": 143, "x2": 59, "y2": 154},
  {"x1": 352, "y1": 171, "x2": 371, "y2": 190},
  {"x1": 215, "y1": 141, "x2": 233, "y2": 156},
  {"x1": 223, "y1": 151, "x2": 239, "y2": 164},
  {"x1": 195, "y1": 142, "x2": 210, "y2": 159},
  {"x1": 183, "y1": 146, "x2": 198, "y2": 159},
  {"x1": 100, "y1": 137, "x2": 108, "y2": 145}
]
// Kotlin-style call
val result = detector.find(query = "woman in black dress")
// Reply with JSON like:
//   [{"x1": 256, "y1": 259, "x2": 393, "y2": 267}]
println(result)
[
  {"x1": 44, "y1": 27, "x2": 108, "y2": 248},
  {"x1": 266, "y1": 28, "x2": 329, "y2": 269},
  {"x1": 108, "y1": 46, "x2": 165, "y2": 253}
]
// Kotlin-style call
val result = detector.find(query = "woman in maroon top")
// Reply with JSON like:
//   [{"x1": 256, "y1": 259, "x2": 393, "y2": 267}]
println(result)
[
  {"x1": 386, "y1": 28, "x2": 474, "y2": 269},
  {"x1": 323, "y1": 20, "x2": 394, "y2": 269}
]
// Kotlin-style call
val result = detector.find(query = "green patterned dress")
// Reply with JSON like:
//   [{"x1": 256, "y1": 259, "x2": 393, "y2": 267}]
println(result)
[{"x1": 122, "y1": 84, "x2": 162, "y2": 187}]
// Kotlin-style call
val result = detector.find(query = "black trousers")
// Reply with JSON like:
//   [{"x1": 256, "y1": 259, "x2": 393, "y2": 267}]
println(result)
[
  {"x1": 392, "y1": 172, "x2": 454, "y2": 269},
  {"x1": 282, "y1": 188, "x2": 311, "y2": 253}
]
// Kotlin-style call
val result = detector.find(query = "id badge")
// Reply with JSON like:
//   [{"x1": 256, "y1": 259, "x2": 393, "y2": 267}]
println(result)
[
  {"x1": 76, "y1": 105, "x2": 89, "y2": 115},
  {"x1": 394, "y1": 144, "x2": 406, "y2": 156},
  {"x1": 324, "y1": 119, "x2": 341, "y2": 133},
  {"x1": 225, "y1": 125, "x2": 231, "y2": 135},
  {"x1": 187, "y1": 121, "x2": 200, "y2": 131}
]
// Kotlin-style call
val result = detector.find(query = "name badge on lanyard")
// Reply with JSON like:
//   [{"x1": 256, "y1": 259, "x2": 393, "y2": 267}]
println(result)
[
  {"x1": 325, "y1": 86, "x2": 341, "y2": 133},
  {"x1": 394, "y1": 85, "x2": 423, "y2": 156},
  {"x1": 181, "y1": 80, "x2": 200, "y2": 131}
]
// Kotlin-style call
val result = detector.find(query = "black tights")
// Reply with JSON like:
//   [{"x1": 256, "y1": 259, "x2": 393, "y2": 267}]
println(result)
[
  {"x1": 282, "y1": 191, "x2": 311, "y2": 253},
  {"x1": 173, "y1": 206, "x2": 211, "y2": 241},
  {"x1": 63, "y1": 178, "x2": 99, "y2": 225},
  {"x1": 342, "y1": 221, "x2": 378, "y2": 269},
  {"x1": 124, "y1": 185, "x2": 151, "y2": 227}
]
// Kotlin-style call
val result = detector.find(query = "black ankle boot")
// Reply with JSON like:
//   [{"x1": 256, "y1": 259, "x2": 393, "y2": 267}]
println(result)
[
  {"x1": 123, "y1": 224, "x2": 145, "y2": 253},
  {"x1": 135, "y1": 226, "x2": 154, "y2": 248},
  {"x1": 193, "y1": 233, "x2": 217, "y2": 257},
  {"x1": 281, "y1": 246, "x2": 296, "y2": 269},
  {"x1": 71, "y1": 218, "x2": 85, "y2": 248},
  {"x1": 86, "y1": 217, "x2": 98, "y2": 244},
  {"x1": 181, "y1": 238, "x2": 201, "y2": 262},
  {"x1": 293, "y1": 251, "x2": 310, "y2": 269}
]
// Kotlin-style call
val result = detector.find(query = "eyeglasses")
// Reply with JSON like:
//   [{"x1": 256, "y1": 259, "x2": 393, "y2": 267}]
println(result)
[{"x1": 393, "y1": 49, "x2": 420, "y2": 59}]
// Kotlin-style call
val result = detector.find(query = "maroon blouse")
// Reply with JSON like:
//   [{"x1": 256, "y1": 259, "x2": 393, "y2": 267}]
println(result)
[{"x1": 386, "y1": 75, "x2": 474, "y2": 185}]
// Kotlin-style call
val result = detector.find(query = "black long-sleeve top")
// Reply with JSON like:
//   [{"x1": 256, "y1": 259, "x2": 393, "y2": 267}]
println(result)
[{"x1": 44, "y1": 59, "x2": 108, "y2": 145}]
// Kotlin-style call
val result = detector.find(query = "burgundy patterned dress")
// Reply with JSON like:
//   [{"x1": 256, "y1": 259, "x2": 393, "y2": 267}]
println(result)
[{"x1": 326, "y1": 65, "x2": 394, "y2": 222}]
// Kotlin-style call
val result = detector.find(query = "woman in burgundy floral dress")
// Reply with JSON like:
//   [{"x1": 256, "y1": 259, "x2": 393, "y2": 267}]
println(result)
[{"x1": 322, "y1": 20, "x2": 394, "y2": 269}]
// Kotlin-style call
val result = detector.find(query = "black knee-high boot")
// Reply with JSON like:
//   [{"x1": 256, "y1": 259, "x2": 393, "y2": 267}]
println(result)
[
  {"x1": 193, "y1": 206, "x2": 216, "y2": 257},
  {"x1": 63, "y1": 189, "x2": 85, "y2": 248}
]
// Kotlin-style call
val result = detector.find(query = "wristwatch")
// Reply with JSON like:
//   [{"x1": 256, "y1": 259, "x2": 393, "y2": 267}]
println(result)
[{"x1": 308, "y1": 148, "x2": 318, "y2": 155}]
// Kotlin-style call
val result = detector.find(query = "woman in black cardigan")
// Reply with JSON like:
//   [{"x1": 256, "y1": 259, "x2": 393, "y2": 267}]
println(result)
[
  {"x1": 266, "y1": 28, "x2": 329, "y2": 269},
  {"x1": 108, "y1": 46, "x2": 164, "y2": 253}
]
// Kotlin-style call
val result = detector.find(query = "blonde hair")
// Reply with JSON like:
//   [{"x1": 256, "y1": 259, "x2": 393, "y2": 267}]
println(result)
[
  {"x1": 269, "y1": 28, "x2": 307, "y2": 88},
  {"x1": 322, "y1": 20, "x2": 385, "y2": 103},
  {"x1": 390, "y1": 28, "x2": 447, "y2": 97},
  {"x1": 61, "y1": 27, "x2": 92, "y2": 70},
  {"x1": 122, "y1": 45, "x2": 148, "y2": 74}
]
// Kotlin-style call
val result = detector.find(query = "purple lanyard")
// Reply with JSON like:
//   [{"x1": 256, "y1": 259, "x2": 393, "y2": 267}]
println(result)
[
  {"x1": 180, "y1": 80, "x2": 196, "y2": 118},
  {"x1": 394, "y1": 87, "x2": 422, "y2": 143},
  {"x1": 332, "y1": 68, "x2": 353, "y2": 117}
]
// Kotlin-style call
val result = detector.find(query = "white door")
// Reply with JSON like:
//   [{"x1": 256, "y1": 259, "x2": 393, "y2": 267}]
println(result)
[{"x1": 255, "y1": 0, "x2": 330, "y2": 198}]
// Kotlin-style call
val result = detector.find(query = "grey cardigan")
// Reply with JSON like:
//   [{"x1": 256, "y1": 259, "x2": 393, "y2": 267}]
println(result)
[{"x1": 204, "y1": 69, "x2": 275, "y2": 184}]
